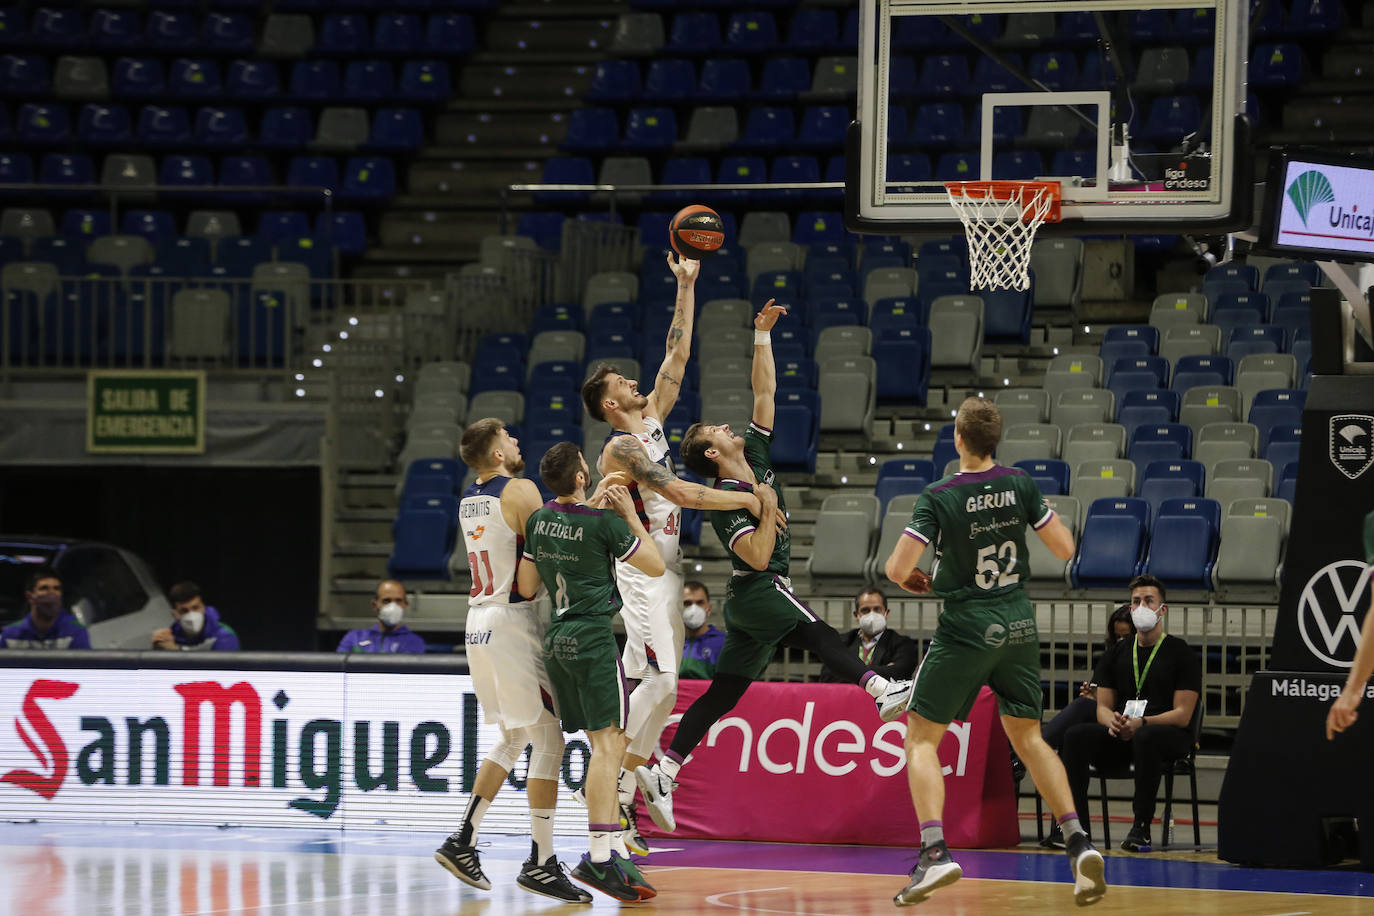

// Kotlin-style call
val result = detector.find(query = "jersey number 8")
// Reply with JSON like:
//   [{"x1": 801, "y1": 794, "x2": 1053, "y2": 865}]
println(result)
[{"x1": 975, "y1": 541, "x2": 1020, "y2": 589}]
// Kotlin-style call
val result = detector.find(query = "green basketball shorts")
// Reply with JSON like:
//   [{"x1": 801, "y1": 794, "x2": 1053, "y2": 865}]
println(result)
[
  {"x1": 715, "y1": 572, "x2": 819, "y2": 680},
  {"x1": 543, "y1": 616, "x2": 628, "y2": 733}
]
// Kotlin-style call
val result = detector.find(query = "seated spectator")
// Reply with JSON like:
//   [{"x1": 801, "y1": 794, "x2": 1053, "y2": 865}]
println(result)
[
  {"x1": 153, "y1": 581, "x2": 239, "y2": 651},
  {"x1": 338, "y1": 579, "x2": 425, "y2": 653},
  {"x1": 1036, "y1": 604, "x2": 1135, "y2": 847},
  {"x1": 1061, "y1": 574, "x2": 1201, "y2": 853},
  {"x1": 817, "y1": 585, "x2": 917, "y2": 682},
  {"x1": 680, "y1": 580, "x2": 725, "y2": 679},
  {"x1": 0, "y1": 567, "x2": 90, "y2": 649}
]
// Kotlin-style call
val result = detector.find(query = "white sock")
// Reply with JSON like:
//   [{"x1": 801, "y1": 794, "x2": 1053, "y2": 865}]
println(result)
[
  {"x1": 589, "y1": 828, "x2": 612, "y2": 863},
  {"x1": 658, "y1": 756, "x2": 682, "y2": 782},
  {"x1": 613, "y1": 830, "x2": 629, "y2": 858},
  {"x1": 865, "y1": 674, "x2": 892, "y2": 698},
  {"x1": 617, "y1": 768, "x2": 637, "y2": 807},
  {"x1": 457, "y1": 795, "x2": 491, "y2": 846},
  {"x1": 530, "y1": 808, "x2": 554, "y2": 862}
]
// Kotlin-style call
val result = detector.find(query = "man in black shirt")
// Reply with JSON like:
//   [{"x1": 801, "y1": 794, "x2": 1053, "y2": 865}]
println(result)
[
  {"x1": 1061, "y1": 574, "x2": 1201, "y2": 852},
  {"x1": 817, "y1": 586, "x2": 918, "y2": 683}
]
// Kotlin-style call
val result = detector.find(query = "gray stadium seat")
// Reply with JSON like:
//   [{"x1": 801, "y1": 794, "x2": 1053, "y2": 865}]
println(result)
[
  {"x1": 699, "y1": 327, "x2": 753, "y2": 363},
  {"x1": 479, "y1": 234, "x2": 539, "y2": 268},
  {"x1": 1029, "y1": 493, "x2": 1079, "y2": 585},
  {"x1": 583, "y1": 271, "x2": 638, "y2": 310},
  {"x1": 698, "y1": 357, "x2": 751, "y2": 401},
  {"x1": 703, "y1": 387, "x2": 753, "y2": 433},
  {"x1": 169, "y1": 288, "x2": 231, "y2": 359},
  {"x1": 680, "y1": 106, "x2": 739, "y2": 152},
  {"x1": 252, "y1": 262, "x2": 310, "y2": 313},
  {"x1": 1003, "y1": 11, "x2": 1057, "y2": 46},
  {"x1": 1160, "y1": 324, "x2": 1221, "y2": 363},
  {"x1": 1206, "y1": 458, "x2": 1273, "y2": 504},
  {"x1": 809, "y1": 499, "x2": 879, "y2": 579},
  {"x1": 1042, "y1": 353, "x2": 1103, "y2": 400},
  {"x1": 611, "y1": 12, "x2": 665, "y2": 55},
  {"x1": 997, "y1": 423, "x2": 1062, "y2": 464},
  {"x1": 737, "y1": 212, "x2": 791, "y2": 247},
  {"x1": 819, "y1": 356, "x2": 876, "y2": 435},
  {"x1": 594, "y1": 156, "x2": 653, "y2": 206},
  {"x1": 1150, "y1": 292, "x2": 1208, "y2": 325},
  {"x1": 1028, "y1": 238, "x2": 1083, "y2": 307},
  {"x1": 1236, "y1": 354, "x2": 1297, "y2": 415},
  {"x1": 415, "y1": 361, "x2": 470, "y2": 396},
  {"x1": 1178, "y1": 386, "x2": 1242, "y2": 435},
  {"x1": 814, "y1": 325, "x2": 872, "y2": 363},
  {"x1": 259, "y1": 14, "x2": 316, "y2": 58},
  {"x1": 1228, "y1": 496, "x2": 1290, "y2": 534},
  {"x1": 3, "y1": 261, "x2": 59, "y2": 302},
  {"x1": 1052, "y1": 388, "x2": 1116, "y2": 430},
  {"x1": 1, "y1": 208, "x2": 54, "y2": 241},
  {"x1": 88, "y1": 234, "x2": 153, "y2": 274},
  {"x1": 185, "y1": 210, "x2": 241, "y2": 240},
  {"x1": 528, "y1": 330, "x2": 586, "y2": 365},
  {"x1": 413, "y1": 391, "x2": 466, "y2": 415},
  {"x1": 862, "y1": 267, "x2": 917, "y2": 303},
  {"x1": 397, "y1": 435, "x2": 457, "y2": 471},
  {"x1": 1194, "y1": 422, "x2": 1259, "y2": 473},
  {"x1": 995, "y1": 388, "x2": 1051, "y2": 427},
  {"x1": 944, "y1": 457, "x2": 961, "y2": 477},
  {"x1": 870, "y1": 493, "x2": 921, "y2": 579},
  {"x1": 1133, "y1": 46, "x2": 1190, "y2": 93},
  {"x1": 101, "y1": 154, "x2": 157, "y2": 197},
  {"x1": 1045, "y1": 492, "x2": 1083, "y2": 534},
  {"x1": 467, "y1": 390, "x2": 524, "y2": 425},
  {"x1": 746, "y1": 241, "x2": 803, "y2": 279},
  {"x1": 1024, "y1": 105, "x2": 1084, "y2": 149},
  {"x1": 1071, "y1": 459, "x2": 1136, "y2": 502},
  {"x1": 928, "y1": 295, "x2": 983, "y2": 371},
  {"x1": 408, "y1": 404, "x2": 464, "y2": 430},
  {"x1": 698, "y1": 298, "x2": 752, "y2": 331},
  {"x1": 53, "y1": 56, "x2": 109, "y2": 100},
  {"x1": 1062, "y1": 423, "x2": 1127, "y2": 471},
  {"x1": 811, "y1": 56, "x2": 859, "y2": 97},
  {"x1": 1214, "y1": 500, "x2": 1287, "y2": 587},
  {"x1": 312, "y1": 107, "x2": 369, "y2": 152}
]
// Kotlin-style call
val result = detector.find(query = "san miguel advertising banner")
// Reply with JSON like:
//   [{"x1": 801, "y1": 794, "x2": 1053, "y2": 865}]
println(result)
[{"x1": 0, "y1": 661, "x2": 1016, "y2": 847}]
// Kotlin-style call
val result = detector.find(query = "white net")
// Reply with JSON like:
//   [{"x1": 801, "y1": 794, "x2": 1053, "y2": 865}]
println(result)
[{"x1": 945, "y1": 182, "x2": 1056, "y2": 291}]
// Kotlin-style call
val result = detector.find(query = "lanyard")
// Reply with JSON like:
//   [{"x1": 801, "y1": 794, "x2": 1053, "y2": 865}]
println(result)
[
  {"x1": 1132, "y1": 635, "x2": 1164, "y2": 698},
  {"x1": 859, "y1": 641, "x2": 875, "y2": 665}
]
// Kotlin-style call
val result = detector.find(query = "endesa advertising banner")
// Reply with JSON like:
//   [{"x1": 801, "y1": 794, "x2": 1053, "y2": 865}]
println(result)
[{"x1": 643, "y1": 680, "x2": 1021, "y2": 849}]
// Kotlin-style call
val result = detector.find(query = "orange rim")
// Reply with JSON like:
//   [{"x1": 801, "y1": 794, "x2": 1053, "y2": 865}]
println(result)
[{"x1": 945, "y1": 180, "x2": 1062, "y2": 223}]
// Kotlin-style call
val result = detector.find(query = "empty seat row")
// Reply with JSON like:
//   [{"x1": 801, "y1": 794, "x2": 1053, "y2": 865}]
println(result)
[{"x1": 0, "y1": 207, "x2": 366, "y2": 254}]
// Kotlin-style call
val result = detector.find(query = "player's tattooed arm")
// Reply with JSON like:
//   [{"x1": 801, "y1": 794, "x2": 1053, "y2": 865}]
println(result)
[
  {"x1": 647, "y1": 251, "x2": 698, "y2": 421},
  {"x1": 607, "y1": 435, "x2": 766, "y2": 515}
]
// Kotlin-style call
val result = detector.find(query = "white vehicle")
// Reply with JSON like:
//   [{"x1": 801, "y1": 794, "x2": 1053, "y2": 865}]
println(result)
[{"x1": 0, "y1": 536, "x2": 173, "y2": 649}]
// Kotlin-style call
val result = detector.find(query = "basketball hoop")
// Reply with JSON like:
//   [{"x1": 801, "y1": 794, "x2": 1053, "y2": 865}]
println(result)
[{"x1": 944, "y1": 180, "x2": 1062, "y2": 292}]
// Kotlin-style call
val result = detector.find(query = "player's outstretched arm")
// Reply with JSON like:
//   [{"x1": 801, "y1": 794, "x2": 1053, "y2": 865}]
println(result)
[
  {"x1": 600, "y1": 484, "x2": 666, "y2": 577},
  {"x1": 605, "y1": 434, "x2": 762, "y2": 516},
  {"x1": 750, "y1": 299, "x2": 785, "y2": 432},
  {"x1": 647, "y1": 251, "x2": 699, "y2": 422},
  {"x1": 884, "y1": 532, "x2": 931, "y2": 595},
  {"x1": 1034, "y1": 514, "x2": 1076, "y2": 561},
  {"x1": 1329, "y1": 588, "x2": 1374, "y2": 739}
]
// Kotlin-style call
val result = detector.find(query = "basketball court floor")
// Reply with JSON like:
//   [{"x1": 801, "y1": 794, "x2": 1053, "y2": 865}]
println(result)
[{"x1": 3, "y1": 817, "x2": 1369, "y2": 915}]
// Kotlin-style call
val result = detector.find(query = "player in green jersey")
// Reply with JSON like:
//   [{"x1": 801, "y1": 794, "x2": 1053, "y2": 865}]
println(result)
[
  {"x1": 884, "y1": 396, "x2": 1106, "y2": 908},
  {"x1": 1327, "y1": 508, "x2": 1374, "y2": 740},
  {"x1": 632, "y1": 300, "x2": 915, "y2": 834},
  {"x1": 516, "y1": 442, "x2": 664, "y2": 902}
]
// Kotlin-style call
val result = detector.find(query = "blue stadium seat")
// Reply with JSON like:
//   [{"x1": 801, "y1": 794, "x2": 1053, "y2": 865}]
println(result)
[
  {"x1": 875, "y1": 327, "x2": 931, "y2": 406},
  {"x1": 1099, "y1": 339, "x2": 1151, "y2": 365},
  {"x1": 773, "y1": 391, "x2": 819, "y2": 473},
  {"x1": 1203, "y1": 262, "x2": 1259, "y2": 293},
  {"x1": 287, "y1": 155, "x2": 339, "y2": 196},
  {"x1": 1289, "y1": 0, "x2": 1346, "y2": 34},
  {"x1": 344, "y1": 60, "x2": 394, "y2": 102},
  {"x1": 91, "y1": 10, "x2": 142, "y2": 49},
  {"x1": 339, "y1": 156, "x2": 395, "y2": 202},
  {"x1": 1249, "y1": 43, "x2": 1302, "y2": 87},
  {"x1": 756, "y1": 57, "x2": 810, "y2": 99},
  {"x1": 1125, "y1": 9, "x2": 1172, "y2": 42},
  {"x1": 725, "y1": 11, "x2": 778, "y2": 52},
  {"x1": 666, "y1": 12, "x2": 721, "y2": 55},
  {"x1": 1142, "y1": 95, "x2": 1201, "y2": 143},
  {"x1": 1014, "y1": 459, "x2": 1071, "y2": 496},
  {"x1": 77, "y1": 104, "x2": 132, "y2": 146},
  {"x1": 1137, "y1": 459, "x2": 1205, "y2": 519},
  {"x1": 388, "y1": 505, "x2": 454, "y2": 579},
  {"x1": 1248, "y1": 388, "x2": 1306, "y2": 451},
  {"x1": 1172, "y1": 354, "x2": 1233, "y2": 389},
  {"x1": 16, "y1": 103, "x2": 70, "y2": 145},
  {"x1": 689, "y1": 57, "x2": 746, "y2": 104},
  {"x1": 560, "y1": 108, "x2": 617, "y2": 154},
  {"x1": 982, "y1": 284, "x2": 1033, "y2": 343},
  {"x1": 1104, "y1": 324, "x2": 1160, "y2": 352},
  {"x1": 426, "y1": 14, "x2": 476, "y2": 54},
  {"x1": 935, "y1": 151, "x2": 978, "y2": 181},
  {"x1": 991, "y1": 150, "x2": 1043, "y2": 181},
  {"x1": 1073, "y1": 497, "x2": 1150, "y2": 588},
  {"x1": 318, "y1": 14, "x2": 369, "y2": 54},
  {"x1": 586, "y1": 330, "x2": 639, "y2": 363},
  {"x1": 1174, "y1": 7, "x2": 1215, "y2": 42},
  {"x1": 63, "y1": 209, "x2": 112, "y2": 238},
  {"x1": 1271, "y1": 305, "x2": 1310, "y2": 349},
  {"x1": 154, "y1": 237, "x2": 210, "y2": 274},
  {"x1": 135, "y1": 104, "x2": 190, "y2": 147},
  {"x1": 588, "y1": 301, "x2": 637, "y2": 332},
  {"x1": 791, "y1": 211, "x2": 842, "y2": 246},
  {"x1": 797, "y1": 105, "x2": 848, "y2": 150},
  {"x1": 735, "y1": 106, "x2": 794, "y2": 152},
  {"x1": 398, "y1": 60, "x2": 451, "y2": 102},
  {"x1": 31, "y1": 236, "x2": 86, "y2": 272},
  {"x1": 1117, "y1": 389, "x2": 1180, "y2": 441},
  {"x1": 1128, "y1": 423, "x2": 1192, "y2": 474},
  {"x1": 1028, "y1": 50, "x2": 1078, "y2": 91},
  {"x1": 972, "y1": 54, "x2": 1022, "y2": 95},
  {"x1": 194, "y1": 106, "x2": 248, "y2": 148},
  {"x1": 642, "y1": 59, "x2": 696, "y2": 103},
  {"x1": 203, "y1": 12, "x2": 255, "y2": 52},
  {"x1": 226, "y1": 60, "x2": 281, "y2": 100},
  {"x1": 289, "y1": 60, "x2": 340, "y2": 102},
  {"x1": 258, "y1": 107, "x2": 312, "y2": 150},
  {"x1": 788, "y1": 7, "x2": 839, "y2": 51},
  {"x1": 374, "y1": 14, "x2": 422, "y2": 54},
  {"x1": 1143, "y1": 497, "x2": 1220, "y2": 589},
  {"x1": 145, "y1": 11, "x2": 197, "y2": 50},
  {"x1": 917, "y1": 54, "x2": 971, "y2": 98},
  {"x1": 622, "y1": 107, "x2": 677, "y2": 150},
  {"x1": 586, "y1": 60, "x2": 641, "y2": 103},
  {"x1": 112, "y1": 57, "x2": 165, "y2": 98},
  {"x1": 716, "y1": 155, "x2": 767, "y2": 204},
  {"x1": 368, "y1": 108, "x2": 422, "y2": 151},
  {"x1": 401, "y1": 458, "x2": 464, "y2": 500},
  {"x1": 219, "y1": 155, "x2": 274, "y2": 203},
  {"x1": 40, "y1": 153, "x2": 94, "y2": 194},
  {"x1": 1107, "y1": 355, "x2": 1169, "y2": 400},
  {"x1": 775, "y1": 356, "x2": 818, "y2": 389},
  {"x1": 1264, "y1": 425, "x2": 1302, "y2": 473},
  {"x1": 531, "y1": 302, "x2": 582, "y2": 335},
  {"x1": 871, "y1": 296, "x2": 927, "y2": 330},
  {"x1": 912, "y1": 103, "x2": 964, "y2": 147},
  {"x1": 122, "y1": 209, "x2": 176, "y2": 244},
  {"x1": 258, "y1": 211, "x2": 311, "y2": 245},
  {"x1": 160, "y1": 154, "x2": 213, "y2": 191},
  {"x1": 1226, "y1": 324, "x2": 1283, "y2": 360},
  {"x1": 1263, "y1": 260, "x2": 1321, "y2": 288},
  {"x1": 2, "y1": 54, "x2": 50, "y2": 96},
  {"x1": 893, "y1": 15, "x2": 948, "y2": 50},
  {"x1": 652, "y1": 158, "x2": 710, "y2": 205}
]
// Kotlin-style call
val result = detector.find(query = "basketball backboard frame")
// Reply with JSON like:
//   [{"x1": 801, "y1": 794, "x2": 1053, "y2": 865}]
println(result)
[{"x1": 845, "y1": 0, "x2": 1254, "y2": 236}]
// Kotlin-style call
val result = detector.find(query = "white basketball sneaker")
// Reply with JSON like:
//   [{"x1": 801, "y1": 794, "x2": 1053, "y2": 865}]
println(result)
[
  {"x1": 876, "y1": 678, "x2": 915, "y2": 722},
  {"x1": 634, "y1": 764, "x2": 677, "y2": 833}
]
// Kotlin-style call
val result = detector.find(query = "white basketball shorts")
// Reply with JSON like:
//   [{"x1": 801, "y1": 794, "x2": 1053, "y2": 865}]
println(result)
[
  {"x1": 617, "y1": 562, "x2": 685, "y2": 680},
  {"x1": 465, "y1": 601, "x2": 559, "y2": 730}
]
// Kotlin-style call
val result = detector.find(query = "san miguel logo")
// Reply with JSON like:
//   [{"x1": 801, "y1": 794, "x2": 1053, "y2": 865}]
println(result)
[
  {"x1": 1298, "y1": 560, "x2": 1374, "y2": 667},
  {"x1": 1330, "y1": 415, "x2": 1374, "y2": 479},
  {"x1": 1287, "y1": 170, "x2": 1336, "y2": 226},
  {"x1": 0, "y1": 679, "x2": 560, "y2": 819}
]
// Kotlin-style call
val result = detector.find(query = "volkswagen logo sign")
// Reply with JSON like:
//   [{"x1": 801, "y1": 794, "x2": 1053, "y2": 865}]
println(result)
[{"x1": 1298, "y1": 560, "x2": 1373, "y2": 667}]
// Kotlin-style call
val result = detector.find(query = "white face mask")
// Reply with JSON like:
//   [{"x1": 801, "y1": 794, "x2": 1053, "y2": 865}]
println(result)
[
  {"x1": 682, "y1": 602, "x2": 707, "y2": 630},
  {"x1": 179, "y1": 610, "x2": 205, "y2": 637},
  {"x1": 858, "y1": 611, "x2": 887, "y2": 637},
  {"x1": 1131, "y1": 606, "x2": 1160, "y2": 633},
  {"x1": 378, "y1": 601, "x2": 404, "y2": 628}
]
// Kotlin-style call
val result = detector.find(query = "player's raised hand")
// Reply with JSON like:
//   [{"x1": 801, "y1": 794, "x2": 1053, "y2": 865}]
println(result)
[
  {"x1": 589, "y1": 470, "x2": 630, "y2": 506},
  {"x1": 666, "y1": 250, "x2": 700, "y2": 283},
  {"x1": 754, "y1": 298, "x2": 786, "y2": 331},
  {"x1": 1327, "y1": 689, "x2": 1361, "y2": 740},
  {"x1": 603, "y1": 484, "x2": 636, "y2": 520}
]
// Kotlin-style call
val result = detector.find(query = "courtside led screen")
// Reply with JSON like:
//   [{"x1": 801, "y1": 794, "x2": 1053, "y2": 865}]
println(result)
[{"x1": 1264, "y1": 148, "x2": 1374, "y2": 263}]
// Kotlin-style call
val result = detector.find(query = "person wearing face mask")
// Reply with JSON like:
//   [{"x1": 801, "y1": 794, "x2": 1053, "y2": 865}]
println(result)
[
  {"x1": 336, "y1": 580, "x2": 424, "y2": 654},
  {"x1": 817, "y1": 587, "x2": 917, "y2": 683},
  {"x1": 1060, "y1": 574, "x2": 1201, "y2": 853},
  {"x1": 679, "y1": 581, "x2": 725, "y2": 680},
  {"x1": 152, "y1": 581, "x2": 240, "y2": 651},
  {"x1": 0, "y1": 567, "x2": 90, "y2": 649}
]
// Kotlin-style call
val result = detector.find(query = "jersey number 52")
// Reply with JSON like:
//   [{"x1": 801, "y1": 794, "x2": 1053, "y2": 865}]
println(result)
[{"x1": 975, "y1": 541, "x2": 1020, "y2": 589}]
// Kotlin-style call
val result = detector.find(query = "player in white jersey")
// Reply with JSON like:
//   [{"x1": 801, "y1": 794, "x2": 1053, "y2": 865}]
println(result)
[
  {"x1": 580, "y1": 252, "x2": 767, "y2": 855},
  {"x1": 435, "y1": 417, "x2": 591, "y2": 904}
]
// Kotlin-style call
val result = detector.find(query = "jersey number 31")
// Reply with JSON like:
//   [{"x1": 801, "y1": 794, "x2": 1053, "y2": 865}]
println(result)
[{"x1": 976, "y1": 541, "x2": 1020, "y2": 589}]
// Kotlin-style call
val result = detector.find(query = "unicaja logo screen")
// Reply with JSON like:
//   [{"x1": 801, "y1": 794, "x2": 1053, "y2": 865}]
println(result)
[
  {"x1": 1277, "y1": 159, "x2": 1374, "y2": 254},
  {"x1": 1285, "y1": 170, "x2": 1335, "y2": 226}
]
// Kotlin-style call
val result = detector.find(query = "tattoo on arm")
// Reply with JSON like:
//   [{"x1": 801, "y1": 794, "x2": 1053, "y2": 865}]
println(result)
[
  {"x1": 610, "y1": 437, "x2": 676, "y2": 491},
  {"x1": 666, "y1": 326, "x2": 684, "y2": 352},
  {"x1": 656, "y1": 371, "x2": 681, "y2": 391}
]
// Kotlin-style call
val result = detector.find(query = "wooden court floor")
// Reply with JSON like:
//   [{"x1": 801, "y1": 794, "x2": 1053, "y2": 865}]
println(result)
[{"x1": 0, "y1": 823, "x2": 1369, "y2": 915}]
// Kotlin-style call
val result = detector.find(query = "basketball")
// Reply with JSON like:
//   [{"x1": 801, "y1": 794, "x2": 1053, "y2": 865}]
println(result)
[{"x1": 668, "y1": 204, "x2": 725, "y2": 260}]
